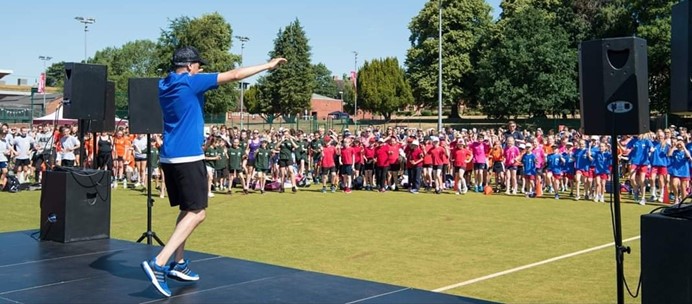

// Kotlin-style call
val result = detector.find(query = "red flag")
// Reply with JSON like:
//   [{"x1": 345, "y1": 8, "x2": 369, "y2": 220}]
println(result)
[{"x1": 38, "y1": 73, "x2": 46, "y2": 93}]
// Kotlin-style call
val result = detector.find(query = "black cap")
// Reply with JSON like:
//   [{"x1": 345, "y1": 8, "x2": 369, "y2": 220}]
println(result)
[{"x1": 172, "y1": 46, "x2": 208, "y2": 67}]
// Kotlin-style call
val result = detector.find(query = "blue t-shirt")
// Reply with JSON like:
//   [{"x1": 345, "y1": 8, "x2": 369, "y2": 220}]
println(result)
[
  {"x1": 522, "y1": 153, "x2": 537, "y2": 176},
  {"x1": 574, "y1": 148, "x2": 591, "y2": 171},
  {"x1": 563, "y1": 152, "x2": 575, "y2": 174},
  {"x1": 593, "y1": 151, "x2": 612, "y2": 175},
  {"x1": 626, "y1": 138, "x2": 652, "y2": 166},
  {"x1": 669, "y1": 150, "x2": 690, "y2": 178},
  {"x1": 650, "y1": 141, "x2": 669, "y2": 167},
  {"x1": 159, "y1": 72, "x2": 219, "y2": 163},
  {"x1": 546, "y1": 153, "x2": 563, "y2": 174}
]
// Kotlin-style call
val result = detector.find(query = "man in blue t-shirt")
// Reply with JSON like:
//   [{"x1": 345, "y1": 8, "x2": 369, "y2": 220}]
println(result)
[{"x1": 141, "y1": 46, "x2": 285, "y2": 298}]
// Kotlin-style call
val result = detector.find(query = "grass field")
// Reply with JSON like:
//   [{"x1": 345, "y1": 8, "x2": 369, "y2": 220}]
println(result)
[{"x1": 0, "y1": 186, "x2": 654, "y2": 303}]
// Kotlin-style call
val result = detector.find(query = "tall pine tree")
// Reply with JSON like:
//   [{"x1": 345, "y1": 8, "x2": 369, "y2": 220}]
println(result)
[
  {"x1": 358, "y1": 58, "x2": 414, "y2": 121},
  {"x1": 261, "y1": 19, "x2": 315, "y2": 121}
]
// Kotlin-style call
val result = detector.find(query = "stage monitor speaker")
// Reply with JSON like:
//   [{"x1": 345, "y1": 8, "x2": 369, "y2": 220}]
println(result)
[
  {"x1": 641, "y1": 213, "x2": 692, "y2": 303},
  {"x1": 88, "y1": 81, "x2": 116, "y2": 133},
  {"x1": 63, "y1": 63, "x2": 107, "y2": 121},
  {"x1": 578, "y1": 37, "x2": 649, "y2": 135},
  {"x1": 672, "y1": 0, "x2": 692, "y2": 114},
  {"x1": 39, "y1": 169, "x2": 111, "y2": 243},
  {"x1": 128, "y1": 78, "x2": 163, "y2": 134}
]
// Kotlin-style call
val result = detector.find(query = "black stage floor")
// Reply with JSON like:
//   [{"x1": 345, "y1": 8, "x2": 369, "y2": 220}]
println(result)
[{"x1": 0, "y1": 231, "x2": 493, "y2": 304}]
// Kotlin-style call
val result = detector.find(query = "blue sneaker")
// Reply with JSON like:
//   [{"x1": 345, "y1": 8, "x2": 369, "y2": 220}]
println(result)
[
  {"x1": 168, "y1": 259, "x2": 199, "y2": 281},
  {"x1": 141, "y1": 258, "x2": 171, "y2": 297}
]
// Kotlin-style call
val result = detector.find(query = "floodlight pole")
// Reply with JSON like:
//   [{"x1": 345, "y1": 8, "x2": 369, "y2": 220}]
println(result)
[
  {"x1": 75, "y1": 17, "x2": 95, "y2": 62},
  {"x1": 235, "y1": 35, "x2": 249, "y2": 129},
  {"x1": 353, "y1": 51, "x2": 358, "y2": 126},
  {"x1": 437, "y1": 0, "x2": 443, "y2": 132}
]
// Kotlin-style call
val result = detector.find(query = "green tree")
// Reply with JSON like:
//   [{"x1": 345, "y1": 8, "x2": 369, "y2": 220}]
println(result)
[
  {"x1": 476, "y1": 6, "x2": 577, "y2": 118},
  {"x1": 45, "y1": 61, "x2": 66, "y2": 88},
  {"x1": 358, "y1": 58, "x2": 414, "y2": 121},
  {"x1": 261, "y1": 19, "x2": 315, "y2": 121},
  {"x1": 632, "y1": 0, "x2": 675, "y2": 113},
  {"x1": 313, "y1": 63, "x2": 339, "y2": 98},
  {"x1": 156, "y1": 13, "x2": 240, "y2": 114},
  {"x1": 406, "y1": 0, "x2": 493, "y2": 118},
  {"x1": 91, "y1": 40, "x2": 159, "y2": 109},
  {"x1": 340, "y1": 73, "x2": 356, "y2": 115}
]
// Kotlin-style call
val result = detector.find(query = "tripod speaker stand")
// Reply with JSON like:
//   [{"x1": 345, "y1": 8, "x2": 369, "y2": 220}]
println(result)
[{"x1": 128, "y1": 78, "x2": 165, "y2": 246}]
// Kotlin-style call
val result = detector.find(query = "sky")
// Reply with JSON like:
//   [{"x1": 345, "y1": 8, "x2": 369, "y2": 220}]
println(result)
[{"x1": 1, "y1": 0, "x2": 502, "y2": 86}]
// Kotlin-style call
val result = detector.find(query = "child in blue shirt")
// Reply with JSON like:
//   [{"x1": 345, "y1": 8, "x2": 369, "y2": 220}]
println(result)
[
  {"x1": 546, "y1": 144, "x2": 563, "y2": 200},
  {"x1": 592, "y1": 142, "x2": 612, "y2": 203},
  {"x1": 668, "y1": 137, "x2": 691, "y2": 204},
  {"x1": 522, "y1": 143, "x2": 537, "y2": 198}
]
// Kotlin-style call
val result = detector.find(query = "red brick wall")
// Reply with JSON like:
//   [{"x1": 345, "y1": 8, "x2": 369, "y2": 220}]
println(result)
[{"x1": 311, "y1": 98, "x2": 343, "y2": 120}]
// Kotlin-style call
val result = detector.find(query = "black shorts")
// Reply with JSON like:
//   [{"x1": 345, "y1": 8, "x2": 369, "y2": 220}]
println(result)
[
  {"x1": 33, "y1": 153, "x2": 51, "y2": 168},
  {"x1": 256, "y1": 168, "x2": 270, "y2": 174},
  {"x1": 473, "y1": 163, "x2": 487, "y2": 170},
  {"x1": 161, "y1": 160, "x2": 208, "y2": 211},
  {"x1": 61, "y1": 159, "x2": 75, "y2": 167},
  {"x1": 432, "y1": 165, "x2": 443, "y2": 171},
  {"x1": 135, "y1": 157, "x2": 147, "y2": 162},
  {"x1": 247, "y1": 158, "x2": 256, "y2": 167},
  {"x1": 340, "y1": 165, "x2": 354, "y2": 176},
  {"x1": 278, "y1": 159, "x2": 293, "y2": 168},
  {"x1": 229, "y1": 168, "x2": 243, "y2": 175},
  {"x1": 454, "y1": 166, "x2": 465, "y2": 172},
  {"x1": 389, "y1": 163, "x2": 401, "y2": 171},
  {"x1": 442, "y1": 164, "x2": 449, "y2": 174},
  {"x1": 423, "y1": 164, "x2": 432, "y2": 169},
  {"x1": 97, "y1": 153, "x2": 113, "y2": 170},
  {"x1": 354, "y1": 163, "x2": 362, "y2": 171},
  {"x1": 321, "y1": 166, "x2": 336, "y2": 176},
  {"x1": 216, "y1": 168, "x2": 229, "y2": 179},
  {"x1": 364, "y1": 162, "x2": 374, "y2": 171},
  {"x1": 15, "y1": 158, "x2": 30, "y2": 167},
  {"x1": 492, "y1": 162, "x2": 504, "y2": 173}
]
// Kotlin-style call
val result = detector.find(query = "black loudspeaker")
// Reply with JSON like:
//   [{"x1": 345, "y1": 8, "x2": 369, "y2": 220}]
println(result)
[
  {"x1": 89, "y1": 81, "x2": 116, "y2": 133},
  {"x1": 578, "y1": 37, "x2": 649, "y2": 135},
  {"x1": 128, "y1": 78, "x2": 163, "y2": 134},
  {"x1": 641, "y1": 213, "x2": 692, "y2": 303},
  {"x1": 672, "y1": 0, "x2": 692, "y2": 114},
  {"x1": 39, "y1": 169, "x2": 111, "y2": 243},
  {"x1": 63, "y1": 63, "x2": 107, "y2": 120}
]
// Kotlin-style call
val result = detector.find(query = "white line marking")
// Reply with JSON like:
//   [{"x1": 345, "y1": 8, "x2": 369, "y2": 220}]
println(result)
[
  {"x1": 345, "y1": 287, "x2": 411, "y2": 304},
  {"x1": 433, "y1": 236, "x2": 641, "y2": 292}
]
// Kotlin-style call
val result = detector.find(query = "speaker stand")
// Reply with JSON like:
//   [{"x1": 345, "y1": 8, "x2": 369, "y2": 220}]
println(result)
[
  {"x1": 136, "y1": 134, "x2": 164, "y2": 246},
  {"x1": 610, "y1": 121, "x2": 629, "y2": 304}
]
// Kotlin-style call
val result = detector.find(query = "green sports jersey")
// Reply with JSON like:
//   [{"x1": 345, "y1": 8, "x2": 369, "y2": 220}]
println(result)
[
  {"x1": 205, "y1": 146, "x2": 218, "y2": 168},
  {"x1": 239, "y1": 140, "x2": 248, "y2": 154},
  {"x1": 279, "y1": 140, "x2": 294, "y2": 160},
  {"x1": 310, "y1": 139, "x2": 323, "y2": 158},
  {"x1": 142, "y1": 146, "x2": 159, "y2": 169},
  {"x1": 296, "y1": 140, "x2": 308, "y2": 160},
  {"x1": 254, "y1": 148, "x2": 271, "y2": 170},
  {"x1": 227, "y1": 147, "x2": 243, "y2": 170},
  {"x1": 215, "y1": 148, "x2": 228, "y2": 170}
]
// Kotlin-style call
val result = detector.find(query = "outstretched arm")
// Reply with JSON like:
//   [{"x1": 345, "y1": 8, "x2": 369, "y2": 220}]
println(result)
[{"x1": 217, "y1": 58, "x2": 287, "y2": 85}]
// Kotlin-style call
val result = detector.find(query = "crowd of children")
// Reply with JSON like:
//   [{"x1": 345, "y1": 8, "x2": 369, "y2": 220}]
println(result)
[{"x1": 2, "y1": 121, "x2": 691, "y2": 206}]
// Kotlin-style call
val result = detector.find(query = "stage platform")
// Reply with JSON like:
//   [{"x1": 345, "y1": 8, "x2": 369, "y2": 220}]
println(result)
[{"x1": 0, "y1": 231, "x2": 493, "y2": 303}]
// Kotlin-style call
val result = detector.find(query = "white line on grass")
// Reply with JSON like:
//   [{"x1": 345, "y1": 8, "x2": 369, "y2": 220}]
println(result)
[{"x1": 432, "y1": 235, "x2": 641, "y2": 292}]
